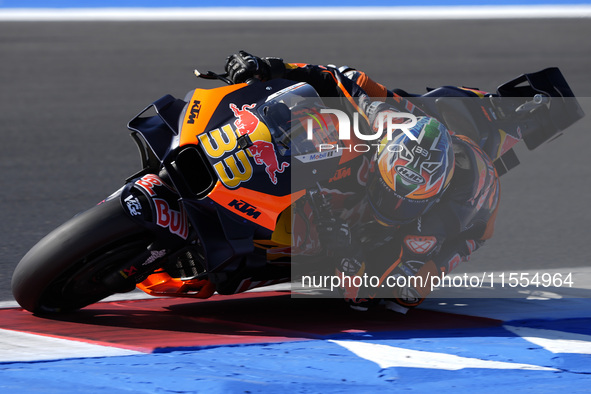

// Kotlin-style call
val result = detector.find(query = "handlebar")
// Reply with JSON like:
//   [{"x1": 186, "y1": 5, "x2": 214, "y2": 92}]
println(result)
[{"x1": 194, "y1": 69, "x2": 260, "y2": 86}]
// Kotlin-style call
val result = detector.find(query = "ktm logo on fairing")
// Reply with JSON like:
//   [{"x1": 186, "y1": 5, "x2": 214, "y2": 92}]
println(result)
[
  {"x1": 228, "y1": 199, "x2": 261, "y2": 219},
  {"x1": 187, "y1": 100, "x2": 202, "y2": 124},
  {"x1": 329, "y1": 167, "x2": 351, "y2": 183}
]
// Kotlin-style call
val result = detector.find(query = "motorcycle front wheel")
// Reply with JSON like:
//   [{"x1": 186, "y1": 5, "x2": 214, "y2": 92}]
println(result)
[{"x1": 11, "y1": 196, "x2": 152, "y2": 314}]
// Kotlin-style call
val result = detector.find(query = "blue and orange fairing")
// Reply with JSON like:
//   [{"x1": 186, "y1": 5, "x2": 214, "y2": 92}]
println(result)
[{"x1": 177, "y1": 80, "x2": 345, "y2": 231}]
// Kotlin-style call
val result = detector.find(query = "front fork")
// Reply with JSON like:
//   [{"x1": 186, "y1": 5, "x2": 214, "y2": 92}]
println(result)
[{"x1": 102, "y1": 173, "x2": 192, "y2": 293}]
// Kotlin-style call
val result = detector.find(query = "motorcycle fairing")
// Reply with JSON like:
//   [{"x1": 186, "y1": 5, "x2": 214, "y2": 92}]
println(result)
[
  {"x1": 180, "y1": 80, "x2": 297, "y2": 194},
  {"x1": 126, "y1": 84, "x2": 290, "y2": 231},
  {"x1": 120, "y1": 174, "x2": 191, "y2": 242},
  {"x1": 127, "y1": 80, "x2": 347, "y2": 232},
  {"x1": 204, "y1": 182, "x2": 305, "y2": 231},
  {"x1": 177, "y1": 80, "x2": 340, "y2": 231},
  {"x1": 118, "y1": 173, "x2": 260, "y2": 297},
  {"x1": 128, "y1": 94, "x2": 187, "y2": 162}
]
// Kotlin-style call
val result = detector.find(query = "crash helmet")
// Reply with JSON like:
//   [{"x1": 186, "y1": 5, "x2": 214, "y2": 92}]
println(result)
[{"x1": 366, "y1": 116, "x2": 455, "y2": 226}]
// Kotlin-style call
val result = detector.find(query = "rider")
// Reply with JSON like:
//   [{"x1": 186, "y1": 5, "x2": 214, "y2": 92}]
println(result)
[{"x1": 225, "y1": 51, "x2": 500, "y2": 313}]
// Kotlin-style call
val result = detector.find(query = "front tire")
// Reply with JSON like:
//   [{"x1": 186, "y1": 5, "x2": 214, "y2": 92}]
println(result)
[{"x1": 11, "y1": 197, "x2": 152, "y2": 314}]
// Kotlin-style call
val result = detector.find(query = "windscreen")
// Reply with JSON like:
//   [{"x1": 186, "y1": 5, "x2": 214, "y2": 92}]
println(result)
[{"x1": 258, "y1": 82, "x2": 340, "y2": 156}]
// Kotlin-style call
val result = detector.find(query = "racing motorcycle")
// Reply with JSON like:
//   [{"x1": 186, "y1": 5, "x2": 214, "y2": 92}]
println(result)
[{"x1": 11, "y1": 66, "x2": 584, "y2": 314}]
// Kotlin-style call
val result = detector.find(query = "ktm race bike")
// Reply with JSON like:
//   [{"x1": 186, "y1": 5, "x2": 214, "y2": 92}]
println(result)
[{"x1": 11, "y1": 67, "x2": 584, "y2": 314}]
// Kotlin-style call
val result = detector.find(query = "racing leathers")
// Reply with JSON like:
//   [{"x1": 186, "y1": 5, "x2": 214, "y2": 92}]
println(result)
[{"x1": 225, "y1": 52, "x2": 501, "y2": 312}]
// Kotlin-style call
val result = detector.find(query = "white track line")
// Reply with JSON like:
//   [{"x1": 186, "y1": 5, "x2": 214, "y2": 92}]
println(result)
[
  {"x1": 504, "y1": 325, "x2": 591, "y2": 354},
  {"x1": 0, "y1": 329, "x2": 143, "y2": 363},
  {"x1": 0, "y1": 6, "x2": 590, "y2": 21},
  {"x1": 331, "y1": 340, "x2": 558, "y2": 371}
]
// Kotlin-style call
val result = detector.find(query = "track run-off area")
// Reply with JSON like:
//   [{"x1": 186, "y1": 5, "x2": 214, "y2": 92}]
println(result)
[{"x1": 2, "y1": 288, "x2": 591, "y2": 392}]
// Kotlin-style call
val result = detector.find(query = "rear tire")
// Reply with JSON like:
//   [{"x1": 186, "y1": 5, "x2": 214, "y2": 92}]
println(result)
[{"x1": 11, "y1": 197, "x2": 152, "y2": 314}]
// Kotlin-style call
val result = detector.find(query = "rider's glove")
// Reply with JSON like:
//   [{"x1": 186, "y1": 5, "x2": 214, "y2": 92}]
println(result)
[{"x1": 225, "y1": 51, "x2": 284, "y2": 84}]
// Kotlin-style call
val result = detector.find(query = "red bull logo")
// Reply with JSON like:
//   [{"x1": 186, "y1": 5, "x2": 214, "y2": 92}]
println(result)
[
  {"x1": 248, "y1": 140, "x2": 289, "y2": 185},
  {"x1": 230, "y1": 103, "x2": 260, "y2": 136},
  {"x1": 154, "y1": 198, "x2": 189, "y2": 240},
  {"x1": 229, "y1": 102, "x2": 289, "y2": 185}
]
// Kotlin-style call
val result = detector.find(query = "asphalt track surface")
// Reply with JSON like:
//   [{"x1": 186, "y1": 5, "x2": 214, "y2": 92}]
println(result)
[{"x1": 1, "y1": 19, "x2": 591, "y2": 305}]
